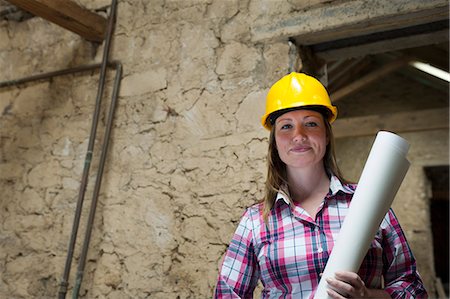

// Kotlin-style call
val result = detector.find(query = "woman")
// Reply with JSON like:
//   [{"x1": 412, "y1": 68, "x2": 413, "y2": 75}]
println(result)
[{"x1": 214, "y1": 72, "x2": 427, "y2": 298}]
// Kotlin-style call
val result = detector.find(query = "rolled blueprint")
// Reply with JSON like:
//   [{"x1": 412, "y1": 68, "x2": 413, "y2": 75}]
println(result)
[{"x1": 314, "y1": 131, "x2": 410, "y2": 299}]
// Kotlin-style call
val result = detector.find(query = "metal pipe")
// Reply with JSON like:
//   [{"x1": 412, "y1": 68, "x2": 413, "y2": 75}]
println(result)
[
  {"x1": 71, "y1": 0, "x2": 118, "y2": 297},
  {"x1": 72, "y1": 61, "x2": 122, "y2": 299},
  {"x1": 0, "y1": 64, "x2": 103, "y2": 89},
  {"x1": 56, "y1": 61, "x2": 121, "y2": 299}
]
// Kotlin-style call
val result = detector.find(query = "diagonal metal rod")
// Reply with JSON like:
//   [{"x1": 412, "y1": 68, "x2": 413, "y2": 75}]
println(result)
[
  {"x1": 56, "y1": 62, "x2": 121, "y2": 299},
  {"x1": 70, "y1": 0, "x2": 118, "y2": 297},
  {"x1": 58, "y1": 0, "x2": 119, "y2": 297},
  {"x1": 72, "y1": 61, "x2": 122, "y2": 299}
]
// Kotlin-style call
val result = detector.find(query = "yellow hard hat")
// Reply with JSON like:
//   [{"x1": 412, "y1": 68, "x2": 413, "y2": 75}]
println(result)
[{"x1": 261, "y1": 72, "x2": 337, "y2": 130}]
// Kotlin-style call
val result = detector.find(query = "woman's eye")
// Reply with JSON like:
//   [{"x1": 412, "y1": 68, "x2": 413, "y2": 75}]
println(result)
[
  {"x1": 280, "y1": 124, "x2": 292, "y2": 130},
  {"x1": 305, "y1": 122, "x2": 318, "y2": 127}
]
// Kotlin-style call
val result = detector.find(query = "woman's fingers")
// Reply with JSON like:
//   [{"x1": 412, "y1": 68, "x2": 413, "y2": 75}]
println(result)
[
  {"x1": 335, "y1": 271, "x2": 365, "y2": 286},
  {"x1": 326, "y1": 271, "x2": 367, "y2": 298},
  {"x1": 326, "y1": 287, "x2": 348, "y2": 299},
  {"x1": 326, "y1": 277, "x2": 354, "y2": 296}
]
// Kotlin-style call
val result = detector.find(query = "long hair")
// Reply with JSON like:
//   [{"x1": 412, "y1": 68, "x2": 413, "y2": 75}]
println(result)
[{"x1": 261, "y1": 111, "x2": 348, "y2": 223}]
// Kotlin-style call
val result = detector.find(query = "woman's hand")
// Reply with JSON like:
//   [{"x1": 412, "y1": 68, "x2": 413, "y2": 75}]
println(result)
[
  {"x1": 325, "y1": 271, "x2": 390, "y2": 298},
  {"x1": 325, "y1": 271, "x2": 367, "y2": 298}
]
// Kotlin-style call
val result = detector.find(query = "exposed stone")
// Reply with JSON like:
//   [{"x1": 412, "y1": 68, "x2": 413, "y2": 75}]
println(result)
[
  {"x1": 91, "y1": 252, "x2": 122, "y2": 297},
  {"x1": 220, "y1": 15, "x2": 252, "y2": 43},
  {"x1": 235, "y1": 90, "x2": 267, "y2": 132},
  {"x1": 27, "y1": 160, "x2": 63, "y2": 188},
  {"x1": 120, "y1": 68, "x2": 167, "y2": 96},
  {"x1": 216, "y1": 42, "x2": 261, "y2": 76},
  {"x1": 140, "y1": 25, "x2": 178, "y2": 66},
  {"x1": 263, "y1": 42, "x2": 291, "y2": 85},
  {"x1": 0, "y1": 162, "x2": 24, "y2": 180},
  {"x1": 11, "y1": 82, "x2": 50, "y2": 118}
]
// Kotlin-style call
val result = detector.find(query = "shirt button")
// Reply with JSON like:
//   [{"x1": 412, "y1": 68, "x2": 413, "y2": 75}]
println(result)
[{"x1": 317, "y1": 247, "x2": 323, "y2": 253}]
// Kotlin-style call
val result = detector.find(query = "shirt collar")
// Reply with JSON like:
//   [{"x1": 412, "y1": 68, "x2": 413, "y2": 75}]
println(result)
[
  {"x1": 275, "y1": 174, "x2": 354, "y2": 205},
  {"x1": 329, "y1": 174, "x2": 355, "y2": 195},
  {"x1": 276, "y1": 188, "x2": 291, "y2": 205}
]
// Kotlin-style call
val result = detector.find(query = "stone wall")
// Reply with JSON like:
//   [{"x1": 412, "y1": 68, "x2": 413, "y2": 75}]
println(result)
[
  {"x1": 0, "y1": 1, "x2": 287, "y2": 297},
  {"x1": 0, "y1": 0, "x2": 446, "y2": 298}
]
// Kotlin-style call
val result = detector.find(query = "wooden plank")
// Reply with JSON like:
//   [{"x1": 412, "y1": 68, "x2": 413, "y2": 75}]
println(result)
[
  {"x1": 316, "y1": 29, "x2": 449, "y2": 62},
  {"x1": 327, "y1": 57, "x2": 368, "y2": 91},
  {"x1": 5, "y1": 0, "x2": 107, "y2": 42},
  {"x1": 333, "y1": 108, "x2": 449, "y2": 138},
  {"x1": 252, "y1": 0, "x2": 449, "y2": 44},
  {"x1": 330, "y1": 58, "x2": 410, "y2": 102}
]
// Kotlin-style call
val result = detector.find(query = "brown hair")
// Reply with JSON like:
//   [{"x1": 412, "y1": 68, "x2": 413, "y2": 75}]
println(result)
[{"x1": 261, "y1": 111, "x2": 348, "y2": 223}]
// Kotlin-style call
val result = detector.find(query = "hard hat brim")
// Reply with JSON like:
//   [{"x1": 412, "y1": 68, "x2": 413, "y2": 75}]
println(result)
[{"x1": 262, "y1": 105, "x2": 337, "y2": 130}]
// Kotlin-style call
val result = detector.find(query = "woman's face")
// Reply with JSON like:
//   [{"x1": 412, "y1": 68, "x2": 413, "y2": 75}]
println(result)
[{"x1": 274, "y1": 109, "x2": 328, "y2": 171}]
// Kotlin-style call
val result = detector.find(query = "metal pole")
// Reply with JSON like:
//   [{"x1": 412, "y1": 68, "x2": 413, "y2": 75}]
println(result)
[
  {"x1": 56, "y1": 61, "x2": 121, "y2": 299},
  {"x1": 71, "y1": 0, "x2": 118, "y2": 297},
  {"x1": 72, "y1": 62, "x2": 122, "y2": 299},
  {"x1": 0, "y1": 64, "x2": 102, "y2": 89}
]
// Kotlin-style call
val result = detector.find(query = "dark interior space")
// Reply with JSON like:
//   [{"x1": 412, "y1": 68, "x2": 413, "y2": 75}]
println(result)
[{"x1": 425, "y1": 165, "x2": 449, "y2": 297}]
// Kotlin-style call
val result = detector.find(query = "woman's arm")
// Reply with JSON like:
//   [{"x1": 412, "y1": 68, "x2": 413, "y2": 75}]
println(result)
[
  {"x1": 214, "y1": 210, "x2": 260, "y2": 299},
  {"x1": 381, "y1": 210, "x2": 428, "y2": 299}
]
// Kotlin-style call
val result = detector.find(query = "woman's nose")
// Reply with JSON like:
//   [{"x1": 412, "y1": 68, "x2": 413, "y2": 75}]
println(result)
[{"x1": 292, "y1": 126, "x2": 306, "y2": 142}]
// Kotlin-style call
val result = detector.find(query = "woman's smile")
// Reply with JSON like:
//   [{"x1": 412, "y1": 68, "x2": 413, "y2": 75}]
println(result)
[{"x1": 290, "y1": 145, "x2": 312, "y2": 153}]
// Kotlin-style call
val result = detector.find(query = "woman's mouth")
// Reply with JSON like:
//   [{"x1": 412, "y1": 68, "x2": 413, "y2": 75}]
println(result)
[{"x1": 290, "y1": 146, "x2": 311, "y2": 153}]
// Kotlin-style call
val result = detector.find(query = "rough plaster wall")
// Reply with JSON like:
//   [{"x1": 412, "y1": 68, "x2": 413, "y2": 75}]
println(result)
[
  {"x1": 0, "y1": 0, "x2": 445, "y2": 298},
  {"x1": 0, "y1": 0, "x2": 291, "y2": 298},
  {"x1": 336, "y1": 129, "x2": 449, "y2": 295},
  {"x1": 0, "y1": 12, "x2": 108, "y2": 298}
]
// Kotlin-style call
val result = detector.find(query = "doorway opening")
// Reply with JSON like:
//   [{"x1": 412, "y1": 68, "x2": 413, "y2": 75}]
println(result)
[{"x1": 425, "y1": 165, "x2": 449, "y2": 297}]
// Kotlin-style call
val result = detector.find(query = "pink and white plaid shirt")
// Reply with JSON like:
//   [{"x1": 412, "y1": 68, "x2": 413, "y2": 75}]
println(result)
[{"x1": 215, "y1": 175, "x2": 427, "y2": 299}]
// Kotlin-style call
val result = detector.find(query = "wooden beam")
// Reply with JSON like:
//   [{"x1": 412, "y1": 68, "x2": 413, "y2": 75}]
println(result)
[
  {"x1": 333, "y1": 108, "x2": 449, "y2": 138},
  {"x1": 327, "y1": 57, "x2": 370, "y2": 92},
  {"x1": 5, "y1": 0, "x2": 107, "y2": 42},
  {"x1": 315, "y1": 29, "x2": 449, "y2": 62},
  {"x1": 330, "y1": 58, "x2": 410, "y2": 102},
  {"x1": 252, "y1": 0, "x2": 449, "y2": 44}
]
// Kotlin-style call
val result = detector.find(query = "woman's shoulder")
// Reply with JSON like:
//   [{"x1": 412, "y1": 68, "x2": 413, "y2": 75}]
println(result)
[
  {"x1": 237, "y1": 202, "x2": 265, "y2": 228},
  {"x1": 230, "y1": 202, "x2": 269, "y2": 245},
  {"x1": 245, "y1": 201, "x2": 265, "y2": 216}
]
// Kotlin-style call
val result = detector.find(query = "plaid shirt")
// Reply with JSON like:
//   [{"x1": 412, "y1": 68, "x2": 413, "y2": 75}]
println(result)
[{"x1": 215, "y1": 176, "x2": 427, "y2": 299}]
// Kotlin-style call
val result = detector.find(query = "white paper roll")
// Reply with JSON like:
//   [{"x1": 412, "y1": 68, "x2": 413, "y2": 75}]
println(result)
[{"x1": 314, "y1": 131, "x2": 410, "y2": 299}]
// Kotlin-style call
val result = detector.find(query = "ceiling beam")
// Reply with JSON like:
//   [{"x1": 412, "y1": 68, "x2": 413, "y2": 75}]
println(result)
[
  {"x1": 252, "y1": 0, "x2": 449, "y2": 44},
  {"x1": 330, "y1": 58, "x2": 410, "y2": 102},
  {"x1": 333, "y1": 107, "x2": 448, "y2": 138},
  {"x1": 327, "y1": 57, "x2": 369, "y2": 92},
  {"x1": 5, "y1": 0, "x2": 107, "y2": 42},
  {"x1": 315, "y1": 29, "x2": 448, "y2": 61}
]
